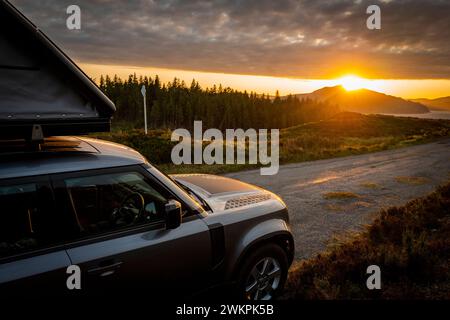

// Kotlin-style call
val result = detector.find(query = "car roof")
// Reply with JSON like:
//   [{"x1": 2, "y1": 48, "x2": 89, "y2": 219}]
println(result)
[{"x1": 0, "y1": 137, "x2": 147, "y2": 180}]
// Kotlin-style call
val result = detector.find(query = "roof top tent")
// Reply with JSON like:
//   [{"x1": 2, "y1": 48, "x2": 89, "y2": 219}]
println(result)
[{"x1": 0, "y1": 0, "x2": 116, "y2": 141}]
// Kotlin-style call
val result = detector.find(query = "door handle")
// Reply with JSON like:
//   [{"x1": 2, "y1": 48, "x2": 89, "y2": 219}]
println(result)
[{"x1": 87, "y1": 261, "x2": 123, "y2": 277}]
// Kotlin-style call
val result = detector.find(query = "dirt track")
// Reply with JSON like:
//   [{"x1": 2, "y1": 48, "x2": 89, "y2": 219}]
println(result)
[{"x1": 226, "y1": 138, "x2": 450, "y2": 260}]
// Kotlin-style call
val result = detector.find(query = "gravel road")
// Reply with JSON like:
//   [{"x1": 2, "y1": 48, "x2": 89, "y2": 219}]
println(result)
[{"x1": 226, "y1": 138, "x2": 450, "y2": 261}]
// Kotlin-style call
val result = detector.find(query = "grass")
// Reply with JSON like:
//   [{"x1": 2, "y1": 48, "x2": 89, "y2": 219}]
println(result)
[
  {"x1": 360, "y1": 182, "x2": 382, "y2": 189},
  {"x1": 279, "y1": 113, "x2": 450, "y2": 164},
  {"x1": 283, "y1": 180, "x2": 450, "y2": 300},
  {"x1": 324, "y1": 204, "x2": 345, "y2": 212},
  {"x1": 90, "y1": 112, "x2": 450, "y2": 174},
  {"x1": 323, "y1": 192, "x2": 360, "y2": 200},
  {"x1": 395, "y1": 176, "x2": 430, "y2": 185},
  {"x1": 324, "y1": 201, "x2": 372, "y2": 213}
]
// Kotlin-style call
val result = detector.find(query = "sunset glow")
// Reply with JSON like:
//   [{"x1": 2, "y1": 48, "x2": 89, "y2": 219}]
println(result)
[
  {"x1": 338, "y1": 75, "x2": 369, "y2": 91},
  {"x1": 81, "y1": 63, "x2": 450, "y2": 99}
]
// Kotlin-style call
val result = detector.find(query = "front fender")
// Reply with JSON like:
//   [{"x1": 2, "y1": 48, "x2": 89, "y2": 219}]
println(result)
[
  {"x1": 225, "y1": 216, "x2": 294, "y2": 281},
  {"x1": 240, "y1": 218, "x2": 291, "y2": 251}
]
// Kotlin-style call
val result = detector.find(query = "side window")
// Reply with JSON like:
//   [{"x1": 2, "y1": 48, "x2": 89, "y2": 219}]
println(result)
[
  {"x1": 0, "y1": 180, "x2": 57, "y2": 259},
  {"x1": 63, "y1": 171, "x2": 168, "y2": 237}
]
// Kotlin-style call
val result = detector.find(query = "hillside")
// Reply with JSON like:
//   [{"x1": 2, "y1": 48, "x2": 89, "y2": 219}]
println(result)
[
  {"x1": 294, "y1": 85, "x2": 429, "y2": 114},
  {"x1": 411, "y1": 96, "x2": 450, "y2": 111},
  {"x1": 92, "y1": 112, "x2": 450, "y2": 174}
]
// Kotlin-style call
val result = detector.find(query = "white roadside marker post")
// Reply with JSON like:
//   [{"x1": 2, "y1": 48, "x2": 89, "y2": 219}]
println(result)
[{"x1": 141, "y1": 85, "x2": 147, "y2": 134}]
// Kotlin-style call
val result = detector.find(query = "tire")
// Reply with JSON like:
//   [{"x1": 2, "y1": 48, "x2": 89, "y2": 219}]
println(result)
[{"x1": 236, "y1": 243, "x2": 288, "y2": 300}]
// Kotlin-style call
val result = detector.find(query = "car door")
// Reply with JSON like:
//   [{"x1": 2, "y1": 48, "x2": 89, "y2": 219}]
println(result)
[
  {"x1": 51, "y1": 165, "x2": 212, "y2": 296},
  {"x1": 0, "y1": 176, "x2": 72, "y2": 295}
]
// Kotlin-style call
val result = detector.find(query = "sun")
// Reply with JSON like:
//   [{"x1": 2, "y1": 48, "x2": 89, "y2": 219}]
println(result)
[{"x1": 338, "y1": 75, "x2": 368, "y2": 91}]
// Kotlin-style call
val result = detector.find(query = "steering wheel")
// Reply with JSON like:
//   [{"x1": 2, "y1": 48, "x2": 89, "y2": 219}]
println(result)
[{"x1": 111, "y1": 192, "x2": 145, "y2": 225}]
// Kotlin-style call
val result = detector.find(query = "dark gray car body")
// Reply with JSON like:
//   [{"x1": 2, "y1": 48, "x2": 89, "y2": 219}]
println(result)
[{"x1": 0, "y1": 137, "x2": 293, "y2": 296}]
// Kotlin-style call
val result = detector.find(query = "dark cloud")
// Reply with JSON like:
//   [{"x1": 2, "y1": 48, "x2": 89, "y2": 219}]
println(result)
[{"x1": 9, "y1": 0, "x2": 450, "y2": 79}]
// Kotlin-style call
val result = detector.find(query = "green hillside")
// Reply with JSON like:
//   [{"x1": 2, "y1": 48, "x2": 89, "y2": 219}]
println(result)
[{"x1": 91, "y1": 112, "x2": 450, "y2": 174}]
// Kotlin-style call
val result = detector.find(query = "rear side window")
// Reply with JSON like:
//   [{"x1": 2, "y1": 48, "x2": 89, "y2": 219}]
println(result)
[
  {"x1": 0, "y1": 179, "x2": 58, "y2": 259},
  {"x1": 62, "y1": 171, "x2": 168, "y2": 237}
]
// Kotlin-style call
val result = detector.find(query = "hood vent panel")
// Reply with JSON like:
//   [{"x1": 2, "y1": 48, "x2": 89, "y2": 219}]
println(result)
[{"x1": 224, "y1": 193, "x2": 272, "y2": 210}]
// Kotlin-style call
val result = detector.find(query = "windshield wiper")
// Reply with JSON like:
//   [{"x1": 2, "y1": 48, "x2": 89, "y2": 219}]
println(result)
[{"x1": 180, "y1": 185, "x2": 212, "y2": 212}]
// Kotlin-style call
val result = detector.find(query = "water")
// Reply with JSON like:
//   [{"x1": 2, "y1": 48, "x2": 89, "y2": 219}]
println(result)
[{"x1": 378, "y1": 110, "x2": 450, "y2": 120}]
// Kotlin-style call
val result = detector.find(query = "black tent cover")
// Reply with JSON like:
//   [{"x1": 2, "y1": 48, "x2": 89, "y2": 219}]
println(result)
[{"x1": 0, "y1": 0, "x2": 116, "y2": 139}]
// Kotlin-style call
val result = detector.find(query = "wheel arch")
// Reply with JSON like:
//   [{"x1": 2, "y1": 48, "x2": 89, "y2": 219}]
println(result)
[{"x1": 228, "y1": 225, "x2": 294, "y2": 281}]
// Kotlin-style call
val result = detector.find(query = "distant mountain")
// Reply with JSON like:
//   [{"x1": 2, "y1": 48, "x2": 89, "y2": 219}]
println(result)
[
  {"x1": 410, "y1": 97, "x2": 450, "y2": 111},
  {"x1": 293, "y1": 85, "x2": 429, "y2": 114}
]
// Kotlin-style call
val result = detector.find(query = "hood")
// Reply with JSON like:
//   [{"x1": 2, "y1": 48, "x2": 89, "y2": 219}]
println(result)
[
  {"x1": 171, "y1": 174, "x2": 275, "y2": 212},
  {"x1": 0, "y1": 0, "x2": 115, "y2": 139}
]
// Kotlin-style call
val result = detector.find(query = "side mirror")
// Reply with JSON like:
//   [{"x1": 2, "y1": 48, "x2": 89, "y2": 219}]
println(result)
[{"x1": 165, "y1": 199, "x2": 182, "y2": 229}]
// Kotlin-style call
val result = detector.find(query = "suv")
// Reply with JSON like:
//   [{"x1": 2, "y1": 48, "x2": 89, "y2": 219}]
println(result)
[{"x1": 0, "y1": 136, "x2": 294, "y2": 299}]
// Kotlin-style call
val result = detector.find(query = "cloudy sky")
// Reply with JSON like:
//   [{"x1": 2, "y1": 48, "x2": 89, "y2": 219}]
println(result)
[{"x1": 10, "y1": 0, "x2": 450, "y2": 97}]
